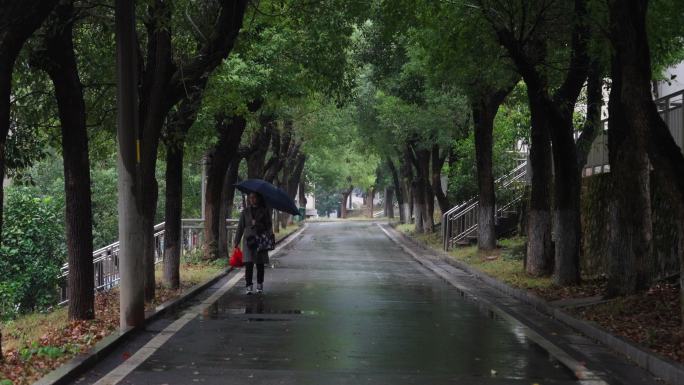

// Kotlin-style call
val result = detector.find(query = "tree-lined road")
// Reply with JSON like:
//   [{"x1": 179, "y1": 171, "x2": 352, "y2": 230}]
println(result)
[{"x1": 73, "y1": 222, "x2": 619, "y2": 385}]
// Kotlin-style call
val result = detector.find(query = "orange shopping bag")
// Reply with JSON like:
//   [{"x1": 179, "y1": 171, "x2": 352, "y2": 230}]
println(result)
[{"x1": 229, "y1": 247, "x2": 244, "y2": 267}]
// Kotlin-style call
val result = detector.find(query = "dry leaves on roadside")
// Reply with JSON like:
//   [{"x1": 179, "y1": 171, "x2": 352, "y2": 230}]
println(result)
[{"x1": 571, "y1": 283, "x2": 684, "y2": 364}]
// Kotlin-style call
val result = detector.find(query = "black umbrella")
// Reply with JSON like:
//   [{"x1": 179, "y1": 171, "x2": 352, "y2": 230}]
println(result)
[{"x1": 235, "y1": 179, "x2": 300, "y2": 216}]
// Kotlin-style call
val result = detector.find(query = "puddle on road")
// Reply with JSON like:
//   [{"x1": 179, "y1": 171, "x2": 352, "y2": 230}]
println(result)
[
  {"x1": 246, "y1": 317, "x2": 291, "y2": 322},
  {"x1": 200, "y1": 300, "x2": 320, "y2": 320},
  {"x1": 227, "y1": 308, "x2": 319, "y2": 316}
]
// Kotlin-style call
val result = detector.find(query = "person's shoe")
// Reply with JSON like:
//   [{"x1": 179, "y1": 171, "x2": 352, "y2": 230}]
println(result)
[
  {"x1": 246, "y1": 285, "x2": 254, "y2": 295},
  {"x1": 256, "y1": 284, "x2": 264, "y2": 294}
]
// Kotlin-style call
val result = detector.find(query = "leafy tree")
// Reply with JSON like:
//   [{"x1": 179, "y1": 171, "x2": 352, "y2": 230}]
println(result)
[
  {"x1": 301, "y1": 99, "x2": 379, "y2": 218},
  {"x1": 0, "y1": 0, "x2": 60, "y2": 359},
  {"x1": 0, "y1": 187, "x2": 65, "y2": 319}
]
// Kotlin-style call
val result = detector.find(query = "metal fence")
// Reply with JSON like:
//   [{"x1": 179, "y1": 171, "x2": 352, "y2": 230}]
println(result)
[
  {"x1": 58, "y1": 219, "x2": 238, "y2": 305},
  {"x1": 582, "y1": 89, "x2": 684, "y2": 176}
]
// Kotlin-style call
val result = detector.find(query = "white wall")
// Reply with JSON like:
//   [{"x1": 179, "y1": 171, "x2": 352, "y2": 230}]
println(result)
[{"x1": 656, "y1": 62, "x2": 684, "y2": 97}]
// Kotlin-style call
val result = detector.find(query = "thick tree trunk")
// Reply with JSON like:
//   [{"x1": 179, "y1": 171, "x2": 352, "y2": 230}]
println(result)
[
  {"x1": 387, "y1": 159, "x2": 404, "y2": 222},
  {"x1": 550, "y1": 112, "x2": 582, "y2": 286},
  {"x1": 605, "y1": 0, "x2": 655, "y2": 296},
  {"x1": 489, "y1": 0, "x2": 588, "y2": 284},
  {"x1": 264, "y1": 119, "x2": 294, "y2": 184},
  {"x1": 162, "y1": 85, "x2": 204, "y2": 289},
  {"x1": 341, "y1": 186, "x2": 353, "y2": 218},
  {"x1": 384, "y1": 187, "x2": 395, "y2": 218},
  {"x1": 399, "y1": 151, "x2": 413, "y2": 223},
  {"x1": 204, "y1": 115, "x2": 247, "y2": 260},
  {"x1": 369, "y1": 188, "x2": 375, "y2": 217},
  {"x1": 218, "y1": 159, "x2": 236, "y2": 258},
  {"x1": 424, "y1": 183, "x2": 435, "y2": 232},
  {"x1": 283, "y1": 154, "x2": 305, "y2": 226},
  {"x1": 247, "y1": 114, "x2": 274, "y2": 178},
  {"x1": 136, "y1": 0, "x2": 250, "y2": 301},
  {"x1": 219, "y1": 155, "x2": 241, "y2": 249},
  {"x1": 39, "y1": 0, "x2": 95, "y2": 319},
  {"x1": 525, "y1": 94, "x2": 554, "y2": 276},
  {"x1": 413, "y1": 180, "x2": 425, "y2": 233},
  {"x1": 412, "y1": 147, "x2": 433, "y2": 232},
  {"x1": 163, "y1": 143, "x2": 183, "y2": 289},
  {"x1": 548, "y1": 0, "x2": 590, "y2": 286},
  {"x1": 141, "y1": 181, "x2": 159, "y2": 302},
  {"x1": 115, "y1": 0, "x2": 146, "y2": 328},
  {"x1": 431, "y1": 145, "x2": 449, "y2": 214},
  {"x1": 472, "y1": 95, "x2": 502, "y2": 251},
  {"x1": 298, "y1": 180, "x2": 307, "y2": 210}
]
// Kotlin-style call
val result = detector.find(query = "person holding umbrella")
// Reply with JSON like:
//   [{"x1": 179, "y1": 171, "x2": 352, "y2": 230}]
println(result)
[
  {"x1": 233, "y1": 179, "x2": 301, "y2": 295},
  {"x1": 234, "y1": 191, "x2": 273, "y2": 295}
]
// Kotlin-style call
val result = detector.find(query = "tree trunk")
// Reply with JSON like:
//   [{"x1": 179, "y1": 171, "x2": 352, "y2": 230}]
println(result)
[
  {"x1": 489, "y1": 0, "x2": 589, "y2": 284},
  {"x1": 400, "y1": 149, "x2": 414, "y2": 223},
  {"x1": 605, "y1": 0, "x2": 655, "y2": 296},
  {"x1": 472, "y1": 93, "x2": 505, "y2": 251},
  {"x1": 219, "y1": 154, "x2": 241, "y2": 250},
  {"x1": 341, "y1": 186, "x2": 353, "y2": 218},
  {"x1": 366, "y1": 188, "x2": 374, "y2": 217},
  {"x1": 136, "y1": 0, "x2": 250, "y2": 301},
  {"x1": 115, "y1": 0, "x2": 146, "y2": 328},
  {"x1": 413, "y1": 147, "x2": 433, "y2": 233},
  {"x1": 204, "y1": 115, "x2": 247, "y2": 260},
  {"x1": 264, "y1": 119, "x2": 294, "y2": 184},
  {"x1": 550, "y1": 108, "x2": 582, "y2": 286},
  {"x1": 431, "y1": 145, "x2": 450, "y2": 214},
  {"x1": 384, "y1": 187, "x2": 395, "y2": 218},
  {"x1": 247, "y1": 114, "x2": 274, "y2": 178},
  {"x1": 39, "y1": 0, "x2": 95, "y2": 319},
  {"x1": 287, "y1": 154, "x2": 306, "y2": 221},
  {"x1": 424, "y1": 183, "x2": 434, "y2": 232},
  {"x1": 298, "y1": 180, "x2": 307, "y2": 211},
  {"x1": 138, "y1": 0, "x2": 174, "y2": 303},
  {"x1": 141, "y1": 178, "x2": 159, "y2": 302},
  {"x1": 547, "y1": 0, "x2": 590, "y2": 286},
  {"x1": 525, "y1": 93, "x2": 554, "y2": 276},
  {"x1": 221, "y1": 155, "x2": 242, "y2": 218},
  {"x1": 163, "y1": 142, "x2": 183, "y2": 289},
  {"x1": 387, "y1": 159, "x2": 404, "y2": 222},
  {"x1": 162, "y1": 84, "x2": 205, "y2": 289},
  {"x1": 413, "y1": 179, "x2": 425, "y2": 233},
  {"x1": 340, "y1": 192, "x2": 349, "y2": 218}
]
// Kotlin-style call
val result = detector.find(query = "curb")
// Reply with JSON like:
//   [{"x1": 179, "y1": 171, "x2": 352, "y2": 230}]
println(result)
[
  {"x1": 386, "y1": 223, "x2": 684, "y2": 385},
  {"x1": 33, "y1": 224, "x2": 305, "y2": 385}
]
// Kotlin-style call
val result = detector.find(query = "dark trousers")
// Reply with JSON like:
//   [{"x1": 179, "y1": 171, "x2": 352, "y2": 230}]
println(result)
[{"x1": 244, "y1": 262, "x2": 265, "y2": 286}]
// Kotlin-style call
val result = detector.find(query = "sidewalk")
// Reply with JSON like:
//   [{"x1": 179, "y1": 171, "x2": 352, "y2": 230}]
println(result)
[{"x1": 380, "y1": 223, "x2": 676, "y2": 385}]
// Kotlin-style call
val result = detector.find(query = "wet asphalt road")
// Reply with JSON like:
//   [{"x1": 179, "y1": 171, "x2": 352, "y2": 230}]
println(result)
[{"x1": 104, "y1": 222, "x2": 583, "y2": 384}]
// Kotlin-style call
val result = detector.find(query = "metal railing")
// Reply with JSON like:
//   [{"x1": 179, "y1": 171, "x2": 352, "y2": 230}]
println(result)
[
  {"x1": 58, "y1": 218, "x2": 238, "y2": 305},
  {"x1": 442, "y1": 161, "x2": 528, "y2": 250},
  {"x1": 583, "y1": 89, "x2": 684, "y2": 176},
  {"x1": 442, "y1": 89, "x2": 684, "y2": 251}
]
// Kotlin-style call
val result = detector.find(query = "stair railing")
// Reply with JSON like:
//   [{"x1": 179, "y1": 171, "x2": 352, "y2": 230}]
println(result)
[
  {"x1": 57, "y1": 218, "x2": 238, "y2": 305},
  {"x1": 443, "y1": 161, "x2": 528, "y2": 251}
]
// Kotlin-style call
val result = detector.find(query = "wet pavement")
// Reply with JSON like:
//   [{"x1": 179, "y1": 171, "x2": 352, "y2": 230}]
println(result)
[{"x1": 77, "y1": 221, "x2": 596, "y2": 385}]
